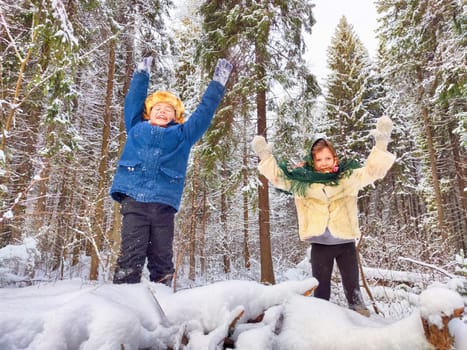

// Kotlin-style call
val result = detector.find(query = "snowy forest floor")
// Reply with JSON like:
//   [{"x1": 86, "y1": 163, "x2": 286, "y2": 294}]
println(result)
[{"x1": 0, "y1": 242, "x2": 466, "y2": 350}]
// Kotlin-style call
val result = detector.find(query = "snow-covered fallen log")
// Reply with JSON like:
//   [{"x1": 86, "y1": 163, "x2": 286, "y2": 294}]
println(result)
[{"x1": 0, "y1": 278, "x2": 465, "y2": 350}]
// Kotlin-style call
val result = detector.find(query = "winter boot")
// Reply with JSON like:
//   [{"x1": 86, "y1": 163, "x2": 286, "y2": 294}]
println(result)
[
  {"x1": 350, "y1": 304, "x2": 371, "y2": 317},
  {"x1": 156, "y1": 273, "x2": 173, "y2": 287}
]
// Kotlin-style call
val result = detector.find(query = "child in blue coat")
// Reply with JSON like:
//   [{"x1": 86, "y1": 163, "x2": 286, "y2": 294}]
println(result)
[{"x1": 111, "y1": 57, "x2": 233, "y2": 285}]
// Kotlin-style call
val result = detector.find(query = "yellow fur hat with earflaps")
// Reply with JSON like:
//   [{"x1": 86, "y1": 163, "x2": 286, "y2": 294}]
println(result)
[{"x1": 144, "y1": 91, "x2": 185, "y2": 124}]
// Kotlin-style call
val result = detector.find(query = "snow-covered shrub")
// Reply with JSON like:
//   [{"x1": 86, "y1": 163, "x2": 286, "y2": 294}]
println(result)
[{"x1": 0, "y1": 236, "x2": 40, "y2": 287}]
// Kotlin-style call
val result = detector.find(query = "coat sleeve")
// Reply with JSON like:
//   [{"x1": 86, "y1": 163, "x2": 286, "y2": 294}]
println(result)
[
  {"x1": 123, "y1": 71, "x2": 149, "y2": 131},
  {"x1": 182, "y1": 81, "x2": 225, "y2": 145},
  {"x1": 354, "y1": 146, "x2": 396, "y2": 188},
  {"x1": 257, "y1": 154, "x2": 292, "y2": 192}
]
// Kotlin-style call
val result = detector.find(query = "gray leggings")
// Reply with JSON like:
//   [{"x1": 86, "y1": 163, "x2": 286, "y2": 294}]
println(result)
[{"x1": 311, "y1": 242, "x2": 365, "y2": 308}]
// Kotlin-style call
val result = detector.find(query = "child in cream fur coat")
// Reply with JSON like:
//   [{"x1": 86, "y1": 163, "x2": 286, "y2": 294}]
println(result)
[{"x1": 252, "y1": 116, "x2": 396, "y2": 316}]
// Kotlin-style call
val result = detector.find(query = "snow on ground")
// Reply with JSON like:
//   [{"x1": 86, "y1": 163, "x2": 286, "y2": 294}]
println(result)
[
  {"x1": 0, "y1": 277, "x2": 465, "y2": 350},
  {"x1": 0, "y1": 238, "x2": 466, "y2": 349}
]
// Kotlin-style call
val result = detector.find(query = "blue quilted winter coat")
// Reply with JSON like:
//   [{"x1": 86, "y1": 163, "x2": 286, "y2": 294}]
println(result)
[{"x1": 110, "y1": 71, "x2": 225, "y2": 211}]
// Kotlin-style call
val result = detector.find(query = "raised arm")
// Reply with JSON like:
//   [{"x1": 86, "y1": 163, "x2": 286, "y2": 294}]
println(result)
[
  {"x1": 252, "y1": 136, "x2": 292, "y2": 191},
  {"x1": 182, "y1": 59, "x2": 233, "y2": 144},
  {"x1": 358, "y1": 115, "x2": 396, "y2": 184},
  {"x1": 123, "y1": 57, "x2": 153, "y2": 131}
]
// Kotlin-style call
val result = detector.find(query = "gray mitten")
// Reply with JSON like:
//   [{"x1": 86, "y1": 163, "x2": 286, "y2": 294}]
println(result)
[
  {"x1": 371, "y1": 115, "x2": 394, "y2": 150},
  {"x1": 136, "y1": 56, "x2": 153, "y2": 74},
  {"x1": 212, "y1": 58, "x2": 233, "y2": 86},
  {"x1": 252, "y1": 135, "x2": 272, "y2": 161}
]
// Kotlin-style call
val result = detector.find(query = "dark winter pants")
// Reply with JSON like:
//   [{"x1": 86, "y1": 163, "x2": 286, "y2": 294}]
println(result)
[
  {"x1": 113, "y1": 196, "x2": 176, "y2": 284},
  {"x1": 310, "y1": 242, "x2": 365, "y2": 309}
]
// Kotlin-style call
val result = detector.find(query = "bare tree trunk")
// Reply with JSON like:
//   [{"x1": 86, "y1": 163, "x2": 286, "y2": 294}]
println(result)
[
  {"x1": 199, "y1": 190, "x2": 207, "y2": 275},
  {"x1": 242, "y1": 133, "x2": 251, "y2": 270},
  {"x1": 221, "y1": 160, "x2": 230, "y2": 273},
  {"x1": 188, "y1": 153, "x2": 200, "y2": 280},
  {"x1": 256, "y1": 42, "x2": 275, "y2": 285},
  {"x1": 420, "y1": 105, "x2": 446, "y2": 240},
  {"x1": 55, "y1": 174, "x2": 71, "y2": 277},
  {"x1": 110, "y1": 39, "x2": 134, "y2": 274},
  {"x1": 90, "y1": 36, "x2": 115, "y2": 280},
  {"x1": 448, "y1": 124, "x2": 467, "y2": 250},
  {"x1": 416, "y1": 69, "x2": 446, "y2": 240},
  {"x1": 31, "y1": 141, "x2": 53, "y2": 232}
]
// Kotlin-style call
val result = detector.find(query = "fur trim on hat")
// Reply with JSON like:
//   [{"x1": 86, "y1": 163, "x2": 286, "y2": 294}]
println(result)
[{"x1": 144, "y1": 91, "x2": 185, "y2": 124}]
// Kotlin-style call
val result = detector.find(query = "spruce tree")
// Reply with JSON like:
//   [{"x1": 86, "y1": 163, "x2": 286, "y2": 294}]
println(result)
[
  {"x1": 324, "y1": 16, "x2": 374, "y2": 160},
  {"x1": 376, "y1": 0, "x2": 466, "y2": 250},
  {"x1": 194, "y1": 0, "x2": 319, "y2": 284}
]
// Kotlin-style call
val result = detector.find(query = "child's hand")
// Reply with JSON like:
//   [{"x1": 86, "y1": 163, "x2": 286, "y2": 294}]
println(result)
[
  {"x1": 213, "y1": 58, "x2": 233, "y2": 86},
  {"x1": 252, "y1": 135, "x2": 272, "y2": 161},
  {"x1": 371, "y1": 115, "x2": 394, "y2": 150},
  {"x1": 136, "y1": 56, "x2": 153, "y2": 74},
  {"x1": 376, "y1": 115, "x2": 393, "y2": 138}
]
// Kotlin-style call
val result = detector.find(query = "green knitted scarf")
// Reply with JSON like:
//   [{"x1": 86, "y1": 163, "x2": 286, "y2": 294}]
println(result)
[{"x1": 278, "y1": 157, "x2": 361, "y2": 196}]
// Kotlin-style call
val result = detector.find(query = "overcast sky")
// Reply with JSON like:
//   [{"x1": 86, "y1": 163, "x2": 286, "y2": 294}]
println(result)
[{"x1": 306, "y1": 0, "x2": 379, "y2": 83}]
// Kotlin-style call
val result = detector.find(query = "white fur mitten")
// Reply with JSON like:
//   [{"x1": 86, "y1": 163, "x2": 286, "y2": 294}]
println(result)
[
  {"x1": 371, "y1": 115, "x2": 394, "y2": 150},
  {"x1": 251, "y1": 135, "x2": 272, "y2": 161},
  {"x1": 212, "y1": 58, "x2": 233, "y2": 87},
  {"x1": 136, "y1": 56, "x2": 153, "y2": 74}
]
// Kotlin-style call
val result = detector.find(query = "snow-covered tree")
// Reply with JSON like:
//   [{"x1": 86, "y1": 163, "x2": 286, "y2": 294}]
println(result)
[
  {"x1": 0, "y1": 0, "x2": 80, "y2": 262},
  {"x1": 193, "y1": 0, "x2": 319, "y2": 284},
  {"x1": 324, "y1": 16, "x2": 375, "y2": 159},
  {"x1": 376, "y1": 0, "x2": 466, "y2": 251}
]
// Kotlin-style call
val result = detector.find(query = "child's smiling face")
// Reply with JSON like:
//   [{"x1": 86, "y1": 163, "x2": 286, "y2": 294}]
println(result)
[
  {"x1": 313, "y1": 147, "x2": 338, "y2": 173},
  {"x1": 149, "y1": 102, "x2": 176, "y2": 127}
]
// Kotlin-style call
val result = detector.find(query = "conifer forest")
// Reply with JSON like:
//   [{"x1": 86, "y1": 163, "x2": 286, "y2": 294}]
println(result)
[{"x1": 0, "y1": 0, "x2": 465, "y2": 286}]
